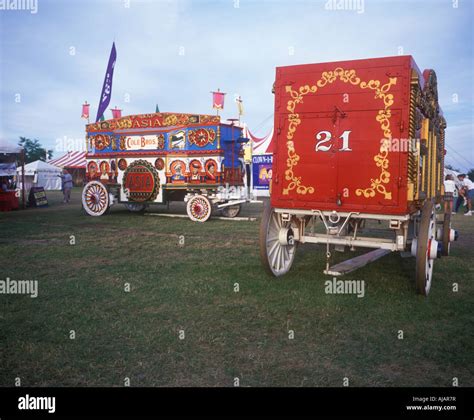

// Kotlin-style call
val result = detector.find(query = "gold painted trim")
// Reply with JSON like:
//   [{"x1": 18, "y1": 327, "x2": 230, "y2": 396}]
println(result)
[{"x1": 282, "y1": 67, "x2": 397, "y2": 200}]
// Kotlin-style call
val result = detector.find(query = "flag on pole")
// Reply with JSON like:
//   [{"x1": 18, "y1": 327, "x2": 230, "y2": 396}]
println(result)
[
  {"x1": 111, "y1": 107, "x2": 122, "y2": 119},
  {"x1": 81, "y1": 102, "x2": 90, "y2": 119},
  {"x1": 155, "y1": 104, "x2": 160, "y2": 113},
  {"x1": 212, "y1": 89, "x2": 226, "y2": 111},
  {"x1": 96, "y1": 42, "x2": 117, "y2": 122},
  {"x1": 236, "y1": 96, "x2": 244, "y2": 116}
]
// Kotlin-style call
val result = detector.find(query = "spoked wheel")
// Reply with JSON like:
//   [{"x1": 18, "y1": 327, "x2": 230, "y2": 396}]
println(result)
[
  {"x1": 415, "y1": 200, "x2": 438, "y2": 296},
  {"x1": 259, "y1": 204, "x2": 297, "y2": 276},
  {"x1": 82, "y1": 181, "x2": 109, "y2": 217},
  {"x1": 222, "y1": 204, "x2": 241, "y2": 218},
  {"x1": 186, "y1": 194, "x2": 212, "y2": 223},
  {"x1": 124, "y1": 202, "x2": 147, "y2": 213}
]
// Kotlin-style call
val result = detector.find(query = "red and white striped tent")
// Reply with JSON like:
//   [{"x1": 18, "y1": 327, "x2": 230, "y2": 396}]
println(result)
[
  {"x1": 49, "y1": 151, "x2": 86, "y2": 186},
  {"x1": 242, "y1": 125, "x2": 274, "y2": 155},
  {"x1": 49, "y1": 151, "x2": 86, "y2": 168}
]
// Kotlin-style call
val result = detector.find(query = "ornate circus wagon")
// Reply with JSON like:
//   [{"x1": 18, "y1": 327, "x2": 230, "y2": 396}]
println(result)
[
  {"x1": 82, "y1": 113, "x2": 248, "y2": 222},
  {"x1": 260, "y1": 56, "x2": 458, "y2": 295}
]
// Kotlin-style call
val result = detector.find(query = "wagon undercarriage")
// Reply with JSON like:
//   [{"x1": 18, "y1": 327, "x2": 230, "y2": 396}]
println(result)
[
  {"x1": 260, "y1": 203, "x2": 457, "y2": 296},
  {"x1": 82, "y1": 180, "x2": 259, "y2": 222}
]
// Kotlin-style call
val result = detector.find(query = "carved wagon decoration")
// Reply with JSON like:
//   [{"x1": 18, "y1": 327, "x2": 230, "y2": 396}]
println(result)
[
  {"x1": 82, "y1": 112, "x2": 248, "y2": 222},
  {"x1": 260, "y1": 56, "x2": 457, "y2": 295}
]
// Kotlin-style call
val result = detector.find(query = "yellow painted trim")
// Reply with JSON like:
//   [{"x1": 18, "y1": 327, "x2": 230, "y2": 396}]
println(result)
[{"x1": 283, "y1": 67, "x2": 397, "y2": 199}]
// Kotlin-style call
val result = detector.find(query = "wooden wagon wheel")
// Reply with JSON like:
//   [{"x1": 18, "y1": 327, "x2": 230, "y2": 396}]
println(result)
[
  {"x1": 82, "y1": 181, "x2": 109, "y2": 217},
  {"x1": 124, "y1": 203, "x2": 147, "y2": 213},
  {"x1": 259, "y1": 204, "x2": 296, "y2": 276},
  {"x1": 222, "y1": 204, "x2": 241, "y2": 218},
  {"x1": 415, "y1": 200, "x2": 438, "y2": 296},
  {"x1": 186, "y1": 194, "x2": 212, "y2": 222}
]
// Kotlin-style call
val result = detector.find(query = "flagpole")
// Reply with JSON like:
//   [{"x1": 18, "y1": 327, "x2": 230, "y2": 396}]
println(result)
[{"x1": 238, "y1": 96, "x2": 242, "y2": 123}]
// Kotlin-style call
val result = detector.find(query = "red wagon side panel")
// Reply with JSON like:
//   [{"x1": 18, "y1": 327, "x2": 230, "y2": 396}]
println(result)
[{"x1": 271, "y1": 56, "x2": 414, "y2": 216}]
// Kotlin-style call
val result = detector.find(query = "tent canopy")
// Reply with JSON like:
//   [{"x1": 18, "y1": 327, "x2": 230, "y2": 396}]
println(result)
[
  {"x1": 0, "y1": 162, "x2": 17, "y2": 177},
  {"x1": 49, "y1": 151, "x2": 86, "y2": 168},
  {"x1": 243, "y1": 125, "x2": 274, "y2": 155},
  {"x1": 17, "y1": 160, "x2": 62, "y2": 190},
  {"x1": 20, "y1": 160, "x2": 62, "y2": 175}
]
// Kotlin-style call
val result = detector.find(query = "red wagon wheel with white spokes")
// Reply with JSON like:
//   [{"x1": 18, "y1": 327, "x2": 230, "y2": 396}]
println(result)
[
  {"x1": 82, "y1": 181, "x2": 110, "y2": 217},
  {"x1": 186, "y1": 194, "x2": 212, "y2": 222}
]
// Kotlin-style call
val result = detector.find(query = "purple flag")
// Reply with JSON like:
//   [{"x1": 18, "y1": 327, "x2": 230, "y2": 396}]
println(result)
[{"x1": 95, "y1": 42, "x2": 117, "y2": 122}]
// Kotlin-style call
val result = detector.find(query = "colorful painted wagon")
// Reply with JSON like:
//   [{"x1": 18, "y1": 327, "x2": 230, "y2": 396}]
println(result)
[
  {"x1": 82, "y1": 113, "x2": 248, "y2": 222},
  {"x1": 260, "y1": 56, "x2": 457, "y2": 295}
]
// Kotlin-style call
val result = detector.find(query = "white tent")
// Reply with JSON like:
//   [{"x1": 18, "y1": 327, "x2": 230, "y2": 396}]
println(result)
[
  {"x1": 0, "y1": 162, "x2": 17, "y2": 176},
  {"x1": 17, "y1": 160, "x2": 62, "y2": 191}
]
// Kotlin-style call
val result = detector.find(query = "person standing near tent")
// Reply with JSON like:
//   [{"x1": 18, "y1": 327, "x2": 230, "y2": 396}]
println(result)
[
  {"x1": 58, "y1": 169, "x2": 73, "y2": 203},
  {"x1": 443, "y1": 174, "x2": 456, "y2": 214}
]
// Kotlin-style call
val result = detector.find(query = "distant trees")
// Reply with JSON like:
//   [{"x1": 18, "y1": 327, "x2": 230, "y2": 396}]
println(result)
[
  {"x1": 445, "y1": 164, "x2": 460, "y2": 172},
  {"x1": 445, "y1": 164, "x2": 474, "y2": 180},
  {"x1": 18, "y1": 137, "x2": 53, "y2": 164}
]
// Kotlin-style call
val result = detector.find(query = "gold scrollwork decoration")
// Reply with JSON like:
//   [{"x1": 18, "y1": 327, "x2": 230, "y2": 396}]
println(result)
[{"x1": 282, "y1": 67, "x2": 396, "y2": 200}]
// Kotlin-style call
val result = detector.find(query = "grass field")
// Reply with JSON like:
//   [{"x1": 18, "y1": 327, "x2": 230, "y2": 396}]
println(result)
[{"x1": 0, "y1": 188, "x2": 473, "y2": 387}]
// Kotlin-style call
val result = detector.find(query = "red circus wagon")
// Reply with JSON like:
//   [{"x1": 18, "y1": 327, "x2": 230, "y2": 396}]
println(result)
[
  {"x1": 82, "y1": 113, "x2": 248, "y2": 222},
  {"x1": 260, "y1": 56, "x2": 457, "y2": 295}
]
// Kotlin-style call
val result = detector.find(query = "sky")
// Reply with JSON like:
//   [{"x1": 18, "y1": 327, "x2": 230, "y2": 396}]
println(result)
[{"x1": 0, "y1": 0, "x2": 473, "y2": 171}]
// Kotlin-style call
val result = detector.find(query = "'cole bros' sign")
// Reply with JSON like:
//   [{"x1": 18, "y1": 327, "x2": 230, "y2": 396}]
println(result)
[{"x1": 124, "y1": 135, "x2": 163, "y2": 150}]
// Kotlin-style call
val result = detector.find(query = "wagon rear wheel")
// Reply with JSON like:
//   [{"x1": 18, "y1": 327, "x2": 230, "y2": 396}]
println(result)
[
  {"x1": 82, "y1": 181, "x2": 109, "y2": 217},
  {"x1": 415, "y1": 200, "x2": 437, "y2": 296},
  {"x1": 222, "y1": 204, "x2": 241, "y2": 218},
  {"x1": 259, "y1": 204, "x2": 296, "y2": 276},
  {"x1": 186, "y1": 194, "x2": 212, "y2": 222}
]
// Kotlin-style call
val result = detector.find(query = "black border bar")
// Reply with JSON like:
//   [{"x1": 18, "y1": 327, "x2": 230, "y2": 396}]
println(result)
[{"x1": 0, "y1": 387, "x2": 472, "y2": 417}]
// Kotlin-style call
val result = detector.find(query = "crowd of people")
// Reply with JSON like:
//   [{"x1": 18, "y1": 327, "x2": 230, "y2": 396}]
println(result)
[{"x1": 444, "y1": 173, "x2": 474, "y2": 216}]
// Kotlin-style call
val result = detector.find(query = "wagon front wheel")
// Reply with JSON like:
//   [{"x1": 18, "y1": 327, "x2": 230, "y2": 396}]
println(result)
[
  {"x1": 186, "y1": 194, "x2": 212, "y2": 222},
  {"x1": 82, "y1": 181, "x2": 109, "y2": 217},
  {"x1": 415, "y1": 200, "x2": 438, "y2": 296},
  {"x1": 259, "y1": 204, "x2": 296, "y2": 276}
]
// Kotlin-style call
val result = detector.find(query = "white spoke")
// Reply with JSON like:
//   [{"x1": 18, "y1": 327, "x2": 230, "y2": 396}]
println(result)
[
  {"x1": 278, "y1": 246, "x2": 284, "y2": 272},
  {"x1": 267, "y1": 234, "x2": 278, "y2": 242},
  {"x1": 272, "y1": 246, "x2": 281, "y2": 270},
  {"x1": 268, "y1": 240, "x2": 279, "y2": 258},
  {"x1": 283, "y1": 246, "x2": 290, "y2": 264}
]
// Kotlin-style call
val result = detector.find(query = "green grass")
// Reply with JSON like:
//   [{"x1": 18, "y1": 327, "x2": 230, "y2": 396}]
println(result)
[{"x1": 0, "y1": 188, "x2": 473, "y2": 387}]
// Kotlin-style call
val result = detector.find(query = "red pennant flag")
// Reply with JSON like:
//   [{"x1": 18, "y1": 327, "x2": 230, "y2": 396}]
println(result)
[
  {"x1": 212, "y1": 89, "x2": 225, "y2": 110},
  {"x1": 111, "y1": 107, "x2": 122, "y2": 119},
  {"x1": 81, "y1": 102, "x2": 90, "y2": 119}
]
